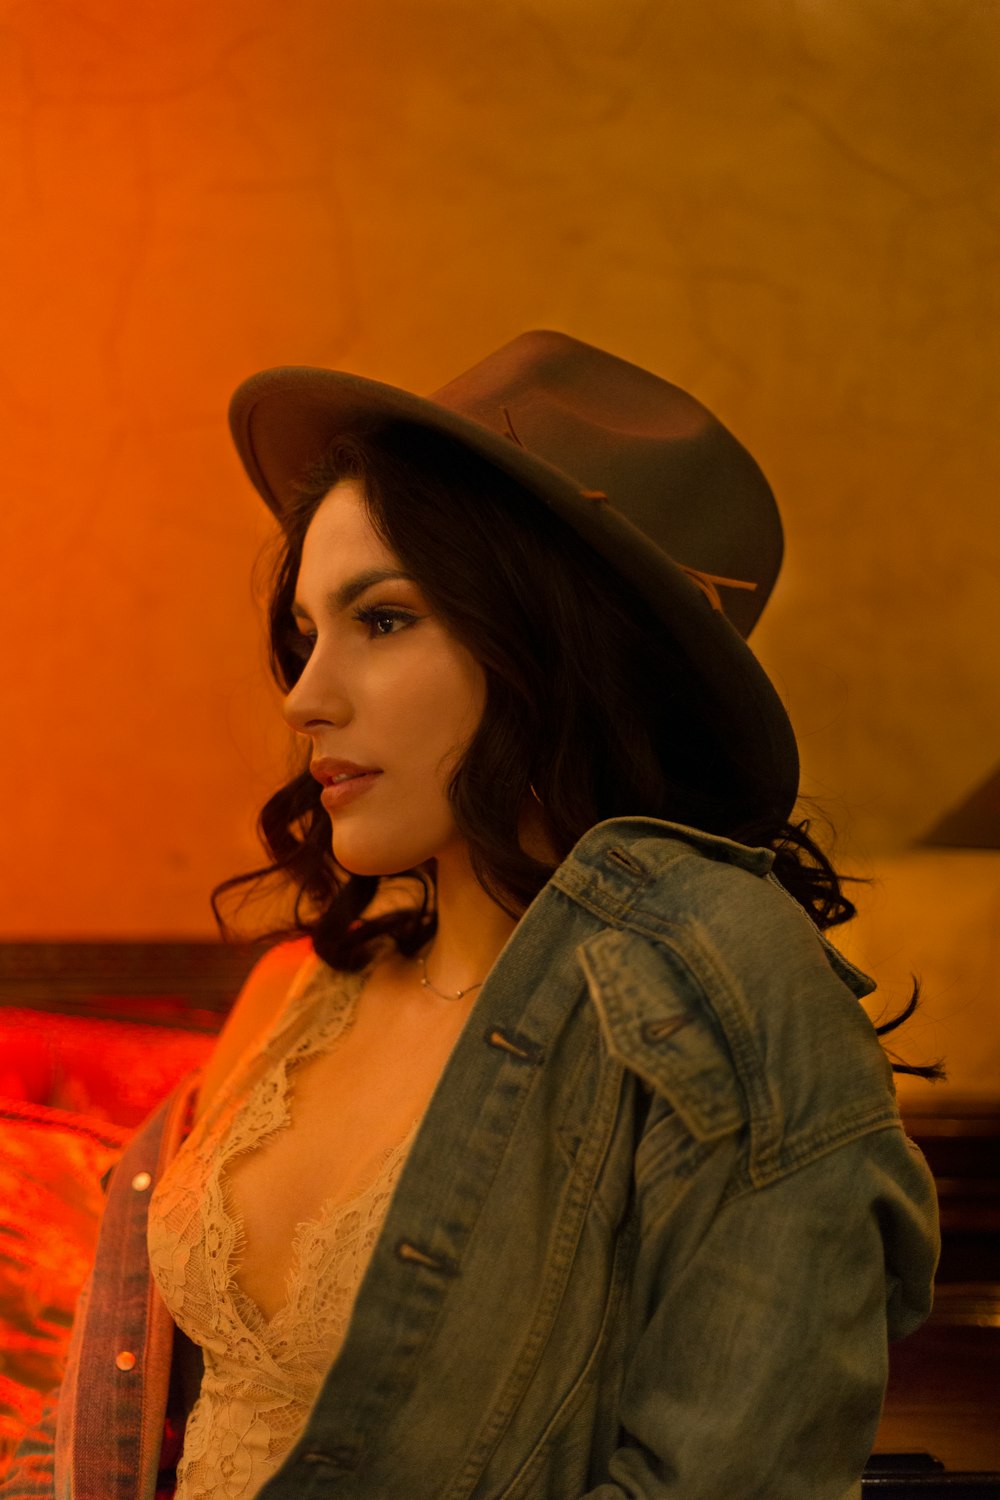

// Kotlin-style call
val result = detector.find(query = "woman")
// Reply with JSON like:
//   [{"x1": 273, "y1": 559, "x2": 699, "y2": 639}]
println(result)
[{"x1": 5, "y1": 331, "x2": 939, "y2": 1500}]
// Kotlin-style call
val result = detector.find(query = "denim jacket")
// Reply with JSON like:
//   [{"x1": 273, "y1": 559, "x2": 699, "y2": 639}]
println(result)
[{"x1": 3, "y1": 816, "x2": 940, "y2": 1500}]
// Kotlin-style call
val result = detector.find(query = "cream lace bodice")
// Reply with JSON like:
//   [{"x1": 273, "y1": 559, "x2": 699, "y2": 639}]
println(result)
[{"x1": 147, "y1": 948, "x2": 421, "y2": 1500}]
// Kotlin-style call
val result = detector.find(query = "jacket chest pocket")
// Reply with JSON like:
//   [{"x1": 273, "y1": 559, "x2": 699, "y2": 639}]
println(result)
[{"x1": 576, "y1": 927, "x2": 745, "y2": 1143}]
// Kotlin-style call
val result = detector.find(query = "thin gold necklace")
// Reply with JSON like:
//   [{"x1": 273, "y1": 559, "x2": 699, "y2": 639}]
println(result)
[{"x1": 416, "y1": 951, "x2": 485, "y2": 1002}]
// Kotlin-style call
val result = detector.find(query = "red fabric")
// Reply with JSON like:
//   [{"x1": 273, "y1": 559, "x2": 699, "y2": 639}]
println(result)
[
  {"x1": 0, "y1": 1009, "x2": 213, "y2": 1128},
  {"x1": 0, "y1": 1008, "x2": 211, "y2": 1475}
]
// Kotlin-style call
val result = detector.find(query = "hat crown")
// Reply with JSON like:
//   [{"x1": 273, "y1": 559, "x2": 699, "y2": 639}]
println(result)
[
  {"x1": 430, "y1": 331, "x2": 782, "y2": 639},
  {"x1": 433, "y1": 329, "x2": 710, "y2": 441}
]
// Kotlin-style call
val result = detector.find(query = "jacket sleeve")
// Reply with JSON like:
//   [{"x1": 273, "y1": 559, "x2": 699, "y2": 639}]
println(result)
[{"x1": 581, "y1": 1119, "x2": 939, "y2": 1500}]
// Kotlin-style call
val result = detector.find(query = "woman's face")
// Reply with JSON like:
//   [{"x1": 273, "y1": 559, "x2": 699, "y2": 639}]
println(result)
[{"x1": 282, "y1": 477, "x2": 487, "y2": 877}]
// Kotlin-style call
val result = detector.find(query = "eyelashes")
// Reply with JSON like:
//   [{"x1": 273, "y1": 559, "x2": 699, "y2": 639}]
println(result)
[
  {"x1": 353, "y1": 604, "x2": 418, "y2": 638},
  {"x1": 285, "y1": 603, "x2": 419, "y2": 662}
]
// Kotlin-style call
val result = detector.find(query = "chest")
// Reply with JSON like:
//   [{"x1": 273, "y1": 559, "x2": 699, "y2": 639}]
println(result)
[{"x1": 224, "y1": 979, "x2": 471, "y2": 1320}]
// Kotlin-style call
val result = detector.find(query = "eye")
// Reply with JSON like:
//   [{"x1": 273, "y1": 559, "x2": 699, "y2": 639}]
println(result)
[{"x1": 353, "y1": 604, "x2": 418, "y2": 637}]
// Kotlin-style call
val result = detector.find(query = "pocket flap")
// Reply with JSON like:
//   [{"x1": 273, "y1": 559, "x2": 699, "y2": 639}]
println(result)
[{"x1": 577, "y1": 927, "x2": 744, "y2": 1142}]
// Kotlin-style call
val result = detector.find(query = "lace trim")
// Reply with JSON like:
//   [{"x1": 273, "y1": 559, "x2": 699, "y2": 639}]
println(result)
[{"x1": 148, "y1": 944, "x2": 421, "y2": 1498}]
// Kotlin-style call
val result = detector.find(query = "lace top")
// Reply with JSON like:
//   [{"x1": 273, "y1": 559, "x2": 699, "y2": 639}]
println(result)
[{"x1": 147, "y1": 947, "x2": 422, "y2": 1500}]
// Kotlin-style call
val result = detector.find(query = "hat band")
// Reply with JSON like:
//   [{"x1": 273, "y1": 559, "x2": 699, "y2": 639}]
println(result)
[
  {"x1": 499, "y1": 404, "x2": 758, "y2": 618},
  {"x1": 678, "y1": 566, "x2": 758, "y2": 614}
]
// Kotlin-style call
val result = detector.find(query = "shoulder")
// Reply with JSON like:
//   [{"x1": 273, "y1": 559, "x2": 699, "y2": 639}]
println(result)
[
  {"x1": 193, "y1": 937, "x2": 318, "y2": 1122},
  {"x1": 644, "y1": 827, "x2": 876, "y2": 1010},
  {"x1": 564, "y1": 816, "x2": 874, "y2": 1008},
  {"x1": 563, "y1": 818, "x2": 898, "y2": 1183}
]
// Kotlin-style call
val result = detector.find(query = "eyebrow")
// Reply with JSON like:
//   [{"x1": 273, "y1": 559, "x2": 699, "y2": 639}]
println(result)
[{"x1": 291, "y1": 568, "x2": 417, "y2": 621}]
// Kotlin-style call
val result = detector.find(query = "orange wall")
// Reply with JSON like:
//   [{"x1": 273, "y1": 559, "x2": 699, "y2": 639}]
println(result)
[
  {"x1": 3, "y1": 1, "x2": 999, "y2": 960},
  {"x1": 844, "y1": 851, "x2": 1000, "y2": 1104}
]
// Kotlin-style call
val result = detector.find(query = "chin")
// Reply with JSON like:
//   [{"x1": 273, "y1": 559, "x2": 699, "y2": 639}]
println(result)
[
  {"x1": 332, "y1": 849, "x2": 399, "y2": 879},
  {"x1": 330, "y1": 832, "x2": 440, "y2": 880}
]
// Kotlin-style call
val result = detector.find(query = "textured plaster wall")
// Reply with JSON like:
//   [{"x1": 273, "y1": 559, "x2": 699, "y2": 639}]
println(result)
[{"x1": 2, "y1": 0, "x2": 998, "y2": 1007}]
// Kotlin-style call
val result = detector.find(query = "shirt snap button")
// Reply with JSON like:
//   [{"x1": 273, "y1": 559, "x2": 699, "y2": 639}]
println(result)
[
  {"x1": 131, "y1": 1171, "x2": 152, "y2": 1192},
  {"x1": 115, "y1": 1350, "x2": 137, "y2": 1372}
]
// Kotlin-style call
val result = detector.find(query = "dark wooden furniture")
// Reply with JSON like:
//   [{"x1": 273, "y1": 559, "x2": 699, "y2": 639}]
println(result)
[{"x1": 868, "y1": 1099, "x2": 1000, "y2": 1487}]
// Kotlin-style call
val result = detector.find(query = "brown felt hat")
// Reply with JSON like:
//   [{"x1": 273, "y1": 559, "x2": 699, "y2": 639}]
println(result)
[{"x1": 229, "y1": 329, "x2": 799, "y2": 822}]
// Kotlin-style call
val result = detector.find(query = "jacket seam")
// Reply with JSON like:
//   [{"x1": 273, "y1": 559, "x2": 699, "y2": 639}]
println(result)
[
  {"x1": 722, "y1": 1113, "x2": 907, "y2": 1201},
  {"x1": 441, "y1": 1053, "x2": 626, "y2": 1500},
  {"x1": 550, "y1": 874, "x2": 647, "y2": 928},
  {"x1": 492, "y1": 1210, "x2": 639, "y2": 1500}
]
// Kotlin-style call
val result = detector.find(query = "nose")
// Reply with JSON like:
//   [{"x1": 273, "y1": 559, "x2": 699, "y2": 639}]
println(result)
[{"x1": 282, "y1": 651, "x2": 351, "y2": 737}]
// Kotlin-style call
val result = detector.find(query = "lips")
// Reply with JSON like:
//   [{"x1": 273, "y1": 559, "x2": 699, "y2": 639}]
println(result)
[
  {"x1": 310, "y1": 758, "x2": 383, "y2": 787},
  {"x1": 319, "y1": 770, "x2": 382, "y2": 813}
]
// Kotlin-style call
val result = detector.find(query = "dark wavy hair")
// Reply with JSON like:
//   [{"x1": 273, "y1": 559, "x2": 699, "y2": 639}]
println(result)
[{"x1": 213, "y1": 419, "x2": 941, "y2": 1079}]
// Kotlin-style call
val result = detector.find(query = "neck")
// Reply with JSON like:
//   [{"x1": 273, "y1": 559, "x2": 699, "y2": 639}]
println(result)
[{"x1": 418, "y1": 839, "x2": 519, "y2": 999}]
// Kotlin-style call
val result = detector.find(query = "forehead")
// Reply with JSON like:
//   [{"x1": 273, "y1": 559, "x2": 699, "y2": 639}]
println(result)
[
  {"x1": 293, "y1": 478, "x2": 416, "y2": 617},
  {"x1": 299, "y1": 477, "x2": 388, "y2": 571}
]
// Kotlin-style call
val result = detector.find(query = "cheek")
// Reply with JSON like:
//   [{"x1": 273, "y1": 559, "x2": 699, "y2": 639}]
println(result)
[{"x1": 382, "y1": 651, "x2": 484, "y2": 777}]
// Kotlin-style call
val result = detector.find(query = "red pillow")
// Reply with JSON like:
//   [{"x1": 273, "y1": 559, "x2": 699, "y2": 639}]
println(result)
[{"x1": 0, "y1": 1009, "x2": 213, "y2": 1128}]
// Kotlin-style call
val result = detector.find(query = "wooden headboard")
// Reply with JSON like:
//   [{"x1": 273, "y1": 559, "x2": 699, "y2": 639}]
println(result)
[{"x1": 0, "y1": 941, "x2": 270, "y2": 1032}]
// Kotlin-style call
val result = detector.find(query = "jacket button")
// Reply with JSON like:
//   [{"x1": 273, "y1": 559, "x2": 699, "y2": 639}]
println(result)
[
  {"x1": 115, "y1": 1351, "x2": 137, "y2": 1372},
  {"x1": 131, "y1": 1171, "x2": 152, "y2": 1192},
  {"x1": 641, "y1": 1017, "x2": 691, "y2": 1044}
]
